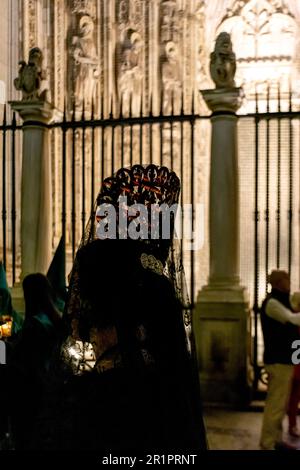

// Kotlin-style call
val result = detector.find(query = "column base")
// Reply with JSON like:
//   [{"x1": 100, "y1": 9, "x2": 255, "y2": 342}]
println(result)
[{"x1": 193, "y1": 284, "x2": 252, "y2": 406}]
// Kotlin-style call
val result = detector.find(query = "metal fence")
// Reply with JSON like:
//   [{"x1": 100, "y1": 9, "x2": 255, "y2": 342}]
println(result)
[
  {"x1": 1, "y1": 95, "x2": 211, "y2": 308},
  {"x1": 50, "y1": 95, "x2": 210, "y2": 309},
  {"x1": 239, "y1": 86, "x2": 300, "y2": 391},
  {"x1": 2, "y1": 88, "x2": 300, "y2": 394},
  {"x1": 0, "y1": 107, "x2": 21, "y2": 285}
]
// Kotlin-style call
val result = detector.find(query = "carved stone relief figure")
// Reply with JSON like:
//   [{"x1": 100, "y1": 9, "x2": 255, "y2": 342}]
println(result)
[
  {"x1": 117, "y1": 29, "x2": 143, "y2": 115},
  {"x1": 195, "y1": 0, "x2": 209, "y2": 93},
  {"x1": 210, "y1": 32, "x2": 236, "y2": 89},
  {"x1": 161, "y1": 41, "x2": 182, "y2": 114},
  {"x1": 14, "y1": 47, "x2": 48, "y2": 101},
  {"x1": 159, "y1": 0, "x2": 182, "y2": 114},
  {"x1": 72, "y1": 14, "x2": 100, "y2": 109}
]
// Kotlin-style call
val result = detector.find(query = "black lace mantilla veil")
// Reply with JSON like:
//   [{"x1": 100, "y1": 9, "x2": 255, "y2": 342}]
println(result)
[{"x1": 60, "y1": 164, "x2": 207, "y2": 450}]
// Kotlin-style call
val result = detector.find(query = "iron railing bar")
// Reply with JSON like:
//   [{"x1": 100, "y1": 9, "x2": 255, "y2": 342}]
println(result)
[
  {"x1": 139, "y1": 94, "x2": 143, "y2": 166},
  {"x1": 180, "y1": 95, "x2": 184, "y2": 294},
  {"x1": 149, "y1": 94, "x2": 153, "y2": 165},
  {"x1": 62, "y1": 103, "x2": 67, "y2": 246},
  {"x1": 111, "y1": 125, "x2": 115, "y2": 175},
  {"x1": 239, "y1": 111, "x2": 300, "y2": 120},
  {"x1": 170, "y1": 92, "x2": 174, "y2": 170},
  {"x1": 91, "y1": 99, "x2": 95, "y2": 214},
  {"x1": 276, "y1": 85, "x2": 281, "y2": 268},
  {"x1": 149, "y1": 94, "x2": 154, "y2": 165},
  {"x1": 11, "y1": 112, "x2": 16, "y2": 284},
  {"x1": 0, "y1": 124, "x2": 22, "y2": 131},
  {"x1": 101, "y1": 94, "x2": 105, "y2": 182},
  {"x1": 129, "y1": 94, "x2": 133, "y2": 167},
  {"x1": 190, "y1": 92, "x2": 196, "y2": 309},
  {"x1": 49, "y1": 113, "x2": 210, "y2": 129},
  {"x1": 2, "y1": 105, "x2": 7, "y2": 270},
  {"x1": 253, "y1": 88, "x2": 260, "y2": 386},
  {"x1": 71, "y1": 104, "x2": 76, "y2": 260},
  {"x1": 81, "y1": 103, "x2": 86, "y2": 236},
  {"x1": 288, "y1": 85, "x2": 293, "y2": 274},
  {"x1": 265, "y1": 86, "x2": 270, "y2": 295}
]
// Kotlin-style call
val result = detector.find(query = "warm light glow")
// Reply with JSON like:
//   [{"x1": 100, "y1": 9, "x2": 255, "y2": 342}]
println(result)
[
  {"x1": 0, "y1": 316, "x2": 12, "y2": 338},
  {"x1": 64, "y1": 340, "x2": 96, "y2": 372}
]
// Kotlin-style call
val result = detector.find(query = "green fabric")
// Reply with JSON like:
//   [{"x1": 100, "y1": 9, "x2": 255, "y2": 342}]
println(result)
[
  {"x1": 47, "y1": 236, "x2": 67, "y2": 310},
  {"x1": 0, "y1": 262, "x2": 8, "y2": 290},
  {"x1": 34, "y1": 312, "x2": 54, "y2": 333},
  {"x1": 0, "y1": 263, "x2": 23, "y2": 335}
]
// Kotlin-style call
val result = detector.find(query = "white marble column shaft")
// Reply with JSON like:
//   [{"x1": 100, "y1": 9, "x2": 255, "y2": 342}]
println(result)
[
  {"x1": 9, "y1": 101, "x2": 53, "y2": 278},
  {"x1": 201, "y1": 88, "x2": 244, "y2": 289}
]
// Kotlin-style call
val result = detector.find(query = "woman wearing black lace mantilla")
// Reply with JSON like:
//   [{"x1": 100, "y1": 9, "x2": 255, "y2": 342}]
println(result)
[{"x1": 54, "y1": 164, "x2": 207, "y2": 451}]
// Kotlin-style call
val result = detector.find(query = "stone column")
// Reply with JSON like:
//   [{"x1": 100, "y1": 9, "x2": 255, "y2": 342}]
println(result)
[
  {"x1": 204, "y1": 88, "x2": 242, "y2": 287},
  {"x1": 10, "y1": 101, "x2": 53, "y2": 278},
  {"x1": 193, "y1": 33, "x2": 251, "y2": 406},
  {"x1": 10, "y1": 47, "x2": 54, "y2": 280}
]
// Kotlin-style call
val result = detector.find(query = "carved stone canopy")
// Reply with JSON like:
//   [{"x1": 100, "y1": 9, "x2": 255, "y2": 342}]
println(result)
[{"x1": 72, "y1": 0, "x2": 96, "y2": 19}]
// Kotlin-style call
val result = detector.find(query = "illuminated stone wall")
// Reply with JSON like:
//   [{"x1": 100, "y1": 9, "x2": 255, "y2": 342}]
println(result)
[{"x1": 2, "y1": 0, "x2": 300, "y2": 298}]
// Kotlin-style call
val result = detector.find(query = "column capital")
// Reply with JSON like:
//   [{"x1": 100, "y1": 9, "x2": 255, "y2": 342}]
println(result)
[
  {"x1": 9, "y1": 100, "x2": 54, "y2": 125},
  {"x1": 200, "y1": 87, "x2": 244, "y2": 114}
]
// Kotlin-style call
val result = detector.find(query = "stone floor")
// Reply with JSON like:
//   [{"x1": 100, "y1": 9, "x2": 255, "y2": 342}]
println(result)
[{"x1": 203, "y1": 406, "x2": 300, "y2": 450}]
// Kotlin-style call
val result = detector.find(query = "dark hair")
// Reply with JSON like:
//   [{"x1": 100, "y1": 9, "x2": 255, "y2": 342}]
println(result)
[{"x1": 22, "y1": 273, "x2": 61, "y2": 328}]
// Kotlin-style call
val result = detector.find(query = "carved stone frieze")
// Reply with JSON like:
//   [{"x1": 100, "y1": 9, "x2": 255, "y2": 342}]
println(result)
[
  {"x1": 195, "y1": 0, "x2": 208, "y2": 92},
  {"x1": 53, "y1": 0, "x2": 65, "y2": 111},
  {"x1": 217, "y1": 0, "x2": 298, "y2": 95},
  {"x1": 27, "y1": 0, "x2": 37, "y2": 49},
  {"x1": 221, "y1": 0, "x2": 294, "y2": 23},
  {"x1": 132, "y1": 0, "x2": 143, "y2": 26},
  {"x1": 116, "y1": 0, "x2": 130, "y2": 25},
  {"x1": 72, "y1": 0, "x2": 97, "y2": 19},
  {"x1": 160, "y1": 0, "x2": 180, "y2": 44}
]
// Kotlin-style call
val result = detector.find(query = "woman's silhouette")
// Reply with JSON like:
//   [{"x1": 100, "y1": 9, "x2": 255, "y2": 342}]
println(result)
[{"x1": 44, "y1": 164, "x2": 207, "y2": 450}]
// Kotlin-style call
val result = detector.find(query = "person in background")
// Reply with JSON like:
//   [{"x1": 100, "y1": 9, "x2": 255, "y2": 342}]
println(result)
[
  {"x1": 47, "y1": 236, "x2": 67, "y2": 314},
  {"x1": 0, "y1": 262, "x2": 23, "y2": 448},
  {"x1": 287, "y1": 291, "x2": 300, "y2": 438},
  {"x1": 8, "y1": 273, "x2": 62, "y2": 449},
  {"x1": 260, "y1": 270, "x2": 300, "y2": 450}
]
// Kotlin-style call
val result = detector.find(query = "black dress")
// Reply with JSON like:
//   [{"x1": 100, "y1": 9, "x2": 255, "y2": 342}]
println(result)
[{"x1": 49, "y1": 239, "x2": 207, "y2": 451}]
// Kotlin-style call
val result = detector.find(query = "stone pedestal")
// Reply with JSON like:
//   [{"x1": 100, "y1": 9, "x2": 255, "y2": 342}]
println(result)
[
  {"x1": 194, "y1": 286, "x2": 252, "y2": 406},
  {"x1": 9, "y1": 100, "x2": 54, "y2": 278},
  {"x1": 194, "y1": 87, "x2": 252, "y2": 405}
]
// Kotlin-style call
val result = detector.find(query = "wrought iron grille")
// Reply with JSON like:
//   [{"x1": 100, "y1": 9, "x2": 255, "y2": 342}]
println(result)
[{"x1": 239, "y1": 86, "x2": 300, "y2": 393}]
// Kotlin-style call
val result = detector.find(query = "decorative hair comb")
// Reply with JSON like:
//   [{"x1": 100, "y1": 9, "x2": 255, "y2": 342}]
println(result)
[{"x1": 97, "y1": 164, "x2": 180, "y2": 209}]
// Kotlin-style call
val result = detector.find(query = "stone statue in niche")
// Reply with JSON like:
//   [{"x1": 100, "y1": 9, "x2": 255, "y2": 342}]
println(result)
[
  {"x1": 161, "y1": 41, "x2": 182, "y2": 114},
  {"x1": 209, "y1": 32, "x2": 236, "y2": 89},
  {"x1": 72, "y1": 14, "x2": 100, "y2": 109},
  {"x1": 117, "y1": 30, "x2": 143, "y2": 115},
  {"x1": 14, "y1": 47, "x2": 48, "y2": 101}
]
